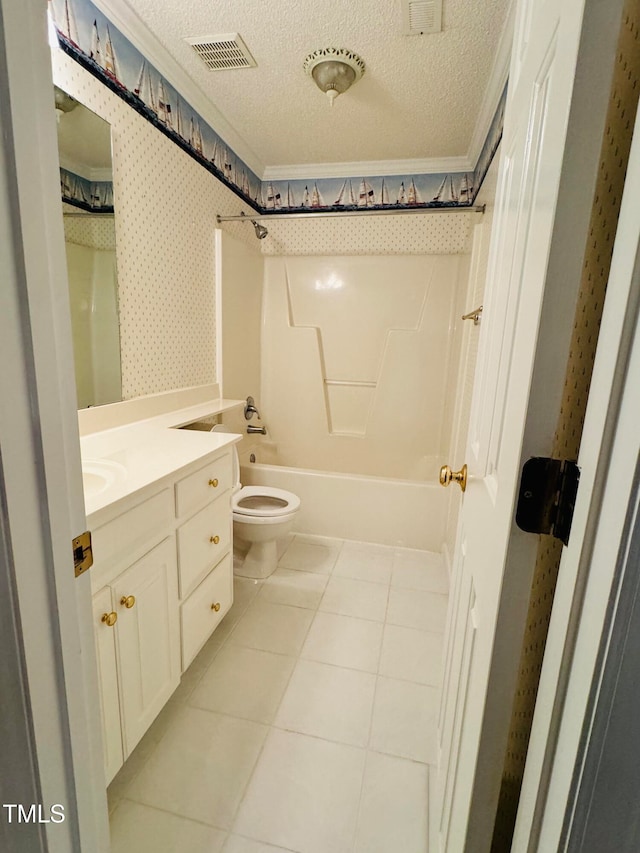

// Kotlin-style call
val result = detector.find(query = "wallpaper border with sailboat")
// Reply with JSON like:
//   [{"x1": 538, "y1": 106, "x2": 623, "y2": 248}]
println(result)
[
  {"x1": 49, "y1": 0, "x2": 505, "y2": 216},
  {"x1": 60, "y1": 166, "x2": 114, "y2": 213}
]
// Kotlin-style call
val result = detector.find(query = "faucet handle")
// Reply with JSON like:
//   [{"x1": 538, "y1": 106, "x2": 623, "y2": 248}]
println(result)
[{"x1": 244, "y1": 395, "x2": 260, "y2": 420}]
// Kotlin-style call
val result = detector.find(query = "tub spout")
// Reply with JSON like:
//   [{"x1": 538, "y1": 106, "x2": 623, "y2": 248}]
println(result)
[{"x1": 247, "y1": 424, "x2": 267, "y2": 435}]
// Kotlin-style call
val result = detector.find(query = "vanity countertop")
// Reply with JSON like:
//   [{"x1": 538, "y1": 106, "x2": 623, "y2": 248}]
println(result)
[{"x1": 81, "y1": 398, "x2": 242, "y2": 524}]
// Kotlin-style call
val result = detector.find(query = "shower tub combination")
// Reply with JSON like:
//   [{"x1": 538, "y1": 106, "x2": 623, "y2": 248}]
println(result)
[{"x1": 239, "y1": 448, "x2": 445, "y2": 552}]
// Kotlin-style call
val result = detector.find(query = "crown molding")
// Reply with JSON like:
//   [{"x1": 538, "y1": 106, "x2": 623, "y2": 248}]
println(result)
[
  {"x1": 262, "y1": 155, "x2": 473, "y2": 182},
  {"x1": 93, "y1": 0, "x2": 265, "y2": 178},
  {"x1": 467, "y1": 0, "x2": 515, "y2": 168}
]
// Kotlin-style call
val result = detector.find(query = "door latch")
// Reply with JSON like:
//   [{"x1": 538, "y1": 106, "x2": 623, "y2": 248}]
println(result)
[
  {"x1": 515, "y1": 457, "x2": 580, "y2": 546},
  {"x1": 73, "y1": 531, "x2": 93, "y2": 577}
]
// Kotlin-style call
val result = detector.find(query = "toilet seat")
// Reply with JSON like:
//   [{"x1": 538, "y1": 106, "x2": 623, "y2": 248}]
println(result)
[{"x1": 232, "y1": 485, "x2": 301, "y2": 518}]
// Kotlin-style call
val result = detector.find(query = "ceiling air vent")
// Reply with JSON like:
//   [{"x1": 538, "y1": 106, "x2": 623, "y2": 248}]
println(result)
[
  {"x1": 402, "y1": 0, "x2": 443, "y2": 35},
  {"x1": 184, "y1": 33, "x2": 257, "y2": 70}
]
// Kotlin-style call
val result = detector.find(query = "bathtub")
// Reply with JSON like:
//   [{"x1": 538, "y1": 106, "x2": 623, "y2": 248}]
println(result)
[{"x1": 239, "y1": 452, "x2": 446, "y2": 552}]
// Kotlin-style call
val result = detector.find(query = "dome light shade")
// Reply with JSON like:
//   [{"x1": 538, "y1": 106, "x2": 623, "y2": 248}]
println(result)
[{"x1": 303, "y1": 48, "x2": 365, "y2": 107}]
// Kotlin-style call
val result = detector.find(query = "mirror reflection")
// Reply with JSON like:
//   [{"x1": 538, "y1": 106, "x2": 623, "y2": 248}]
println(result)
[{"x1": 56, "y1": 86, "x2": 122, "y2": 409}]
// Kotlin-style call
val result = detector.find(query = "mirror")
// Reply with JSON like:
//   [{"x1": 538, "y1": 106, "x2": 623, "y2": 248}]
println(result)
[{"x1": 56, "y1": 87, "x2": 122, "y2": 409}]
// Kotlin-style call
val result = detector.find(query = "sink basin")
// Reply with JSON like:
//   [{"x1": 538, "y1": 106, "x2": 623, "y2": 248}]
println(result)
[{"x1": 82, "y1": 459, "x2": 126, "y2": 497}]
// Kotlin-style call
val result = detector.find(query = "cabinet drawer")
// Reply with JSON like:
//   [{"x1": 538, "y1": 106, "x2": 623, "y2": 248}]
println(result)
[
  {"x1": 177, "y1": 495, "x2": 231, "y2": 597},
  {"x1": 175, "y1": 453, "x2": 232, "y2": 519},
  {"x1": 92, "y1": 489, "x2": 173, "y2": 588},
  {"x1": 181, "y1": 553, "x2": 233, "y2": 670}
]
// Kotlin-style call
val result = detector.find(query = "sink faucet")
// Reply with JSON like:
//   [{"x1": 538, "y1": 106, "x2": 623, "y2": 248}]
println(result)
[
  {"x1": 244, "y1": 396, "x2": 260, "y2": 420},
  {"x1": 247, "y1": 424, "x2": 267, "y2": 435}
]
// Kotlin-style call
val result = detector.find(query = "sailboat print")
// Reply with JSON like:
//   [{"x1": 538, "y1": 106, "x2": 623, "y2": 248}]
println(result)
[
  {"x1": 157, "y1": 78, "x2": 172, "y2": 129},
  {"x1": 358, "y1": 179, "x2": 375, "y2": 207},
  {"x1": 310, "y1": 182, "x2": 324, "y2": 208},
  {"x1": 103, "y1": 26, "x2": 120, "y2": 84},
  {"x1": 334, "y1": 179, "x2": 356, "y2": 207},
  {"x1": 407, "y1": 178, "x2": 423, "y2": 206},
  {"x1": 432, "y1": 175, "x2": 458, "y2": 206},
  {"x1": 380, "y1": 179, "x2": 389, "y2": 206},
  {"x1": 210, "y1": 139, "x2": 219, "y2": 169},
  {"x1": 459, "y1": 173, "x2": 473, "y2": 205},
  {"x1": 285, "y1": 184, "x2": 296, "y2": 208},
  {"x1": 175, "y1": 95, "x2": 185, "y2": 140},
  {"x1": 90, "y1": 20, "x2": 102, "y2": 67},
  {"x1": 265, "y1": 182, "x2": 281, "y2": 210},
  {"x1": 241, "y1": 171, "x2": 251, "y2": 197},
  {"x1": 397, "y1": 182, "x2": 407, "y2": 205},
  {"x1": 52, "y1": 0, "x2": 80, "y2": 50},
  {"x1": 223, "y1": 149, "x2": 233, "y2": 180},
  {"x1": 134, "y1": 60, "x2": 157, "y2": 114},
  {"x1": 189, "y1": 118, "x2": 204, "y2": 155},
  {"x1": 254, "y1": 184, "x2": 265, "y2": 208},
  {"x1": 301, "y1": 186, "x2": 311, "y2": 208}
]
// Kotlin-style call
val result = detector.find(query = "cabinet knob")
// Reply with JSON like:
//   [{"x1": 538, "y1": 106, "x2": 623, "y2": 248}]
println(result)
[
  {"x1": 210, "y1": 535, "x2": 220, "y2": 544},
  {"x1": 208, "y1": 478, "x2": 219, "y2": 488},
  {"x1": 101, "y1": 611, "x2": 117, "y2": 627},
  {"x1": 120, "y1": 594, "x2": 136, "y2": 609},
  {"x1": 211, "y1": 602, "x2": 221, "y2": 612}
]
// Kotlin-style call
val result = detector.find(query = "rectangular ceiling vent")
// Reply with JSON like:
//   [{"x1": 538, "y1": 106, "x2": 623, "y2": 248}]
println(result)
[
  {"x1": 184, "y1": 33, "x2": 257, "y2": 71},
  {"x1": 402, "y1": 0, "x2": 443, "y2": 35}
]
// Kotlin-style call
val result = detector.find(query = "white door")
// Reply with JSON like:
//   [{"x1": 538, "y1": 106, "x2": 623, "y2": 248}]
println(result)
[{"x1": 434, "y1": 0, "x2": 594, "y2": 849}]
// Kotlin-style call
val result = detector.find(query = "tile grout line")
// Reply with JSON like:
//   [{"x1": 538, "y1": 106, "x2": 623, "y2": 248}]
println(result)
[{"x1": 225, "y1": 542, "x2": 338, "y2": 844}]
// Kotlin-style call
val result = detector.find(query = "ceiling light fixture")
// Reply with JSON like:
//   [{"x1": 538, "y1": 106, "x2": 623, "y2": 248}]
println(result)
[{"x1": 303, "y1": 48, "x2": 365, "y2": 107}]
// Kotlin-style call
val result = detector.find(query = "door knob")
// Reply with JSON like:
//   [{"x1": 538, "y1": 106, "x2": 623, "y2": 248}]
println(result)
[
  {"x1": 439, "y1": 463, "x2": 468, "y2": 492},
  {"x1": 101, "y1": 611, "x2": 117, "y2": 627},
  {"x1": 211, "y1": 602, "x2": 221, "y2": 612},
  {"x1": 120, "y1": 594, "x2": 136, "y2": 609}
]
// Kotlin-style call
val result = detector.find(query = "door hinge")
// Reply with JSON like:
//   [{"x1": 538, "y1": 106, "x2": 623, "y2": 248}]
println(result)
[
  {"x1": 515, "y1": 457, "x2": 580, "y2": 546},
  {"x1": 73, "y1": 530, "x2": 93, "y2": 577}
]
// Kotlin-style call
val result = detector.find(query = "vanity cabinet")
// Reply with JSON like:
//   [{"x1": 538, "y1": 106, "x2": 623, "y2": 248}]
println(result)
[
  {"x1": 93, "y1": 538, "x2": 179, "y2": 784},
  {"x1": 175, "y1": 452, "x2": 234, "y2": 669},
  {"x1": 89, "y1": 444, "x2": 235, "y2": 784}
]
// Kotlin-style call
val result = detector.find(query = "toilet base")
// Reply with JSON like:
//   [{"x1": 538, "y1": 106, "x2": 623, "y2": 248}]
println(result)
[{"x1": 234, "y1": 538, "x2": 279, "y2": 580}]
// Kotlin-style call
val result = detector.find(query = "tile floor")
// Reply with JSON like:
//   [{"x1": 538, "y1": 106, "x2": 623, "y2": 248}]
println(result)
[{"x1": 108, "y1": 534, "x2": 449, "y2": 853}]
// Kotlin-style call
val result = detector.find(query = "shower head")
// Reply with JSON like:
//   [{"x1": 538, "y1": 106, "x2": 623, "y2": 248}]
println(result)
[{"x1": 252, "y1": 220, "x2": 268, "y2": 240}]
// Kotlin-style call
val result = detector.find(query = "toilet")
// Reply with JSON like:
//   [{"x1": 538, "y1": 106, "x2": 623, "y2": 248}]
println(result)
[{"x1": 212, "y1": 426, "x2": 300, "y2": 579}]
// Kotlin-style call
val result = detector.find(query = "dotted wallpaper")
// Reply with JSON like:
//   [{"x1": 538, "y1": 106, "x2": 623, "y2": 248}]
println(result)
[
  {"x1": 53, "y1": 47, "x2": 253, "y2": 400},
  {"x1": 62, "y1": 207, "x2": 116, "y2": 251},
  {"x1": 258, "y1": 211, "x2": 474, "y2": 256}
]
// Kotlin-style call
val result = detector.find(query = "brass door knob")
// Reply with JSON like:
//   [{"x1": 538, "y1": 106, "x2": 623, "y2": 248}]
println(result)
[
  {"x1": 211, "y1": 602, "x2": 221, "y2": 612},
  {"x1": 210, "y1": 535, "x2": 220, "y2": 544},
  {"x1": 208, "y1": 478, "x2": 219, "y2": 488},
  {"x1": 120, "y1": 594, "x2": 136, "y2": 609},
  {"x1": 101, "y1": 611, "x2": 117, "y2": 627},
  {"x1": 439, "y1": 463, "x2": 468, "y2": 493}
]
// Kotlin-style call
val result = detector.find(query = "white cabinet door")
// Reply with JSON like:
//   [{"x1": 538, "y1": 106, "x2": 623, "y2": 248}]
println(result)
[
  {"x1": 92, "y1": 586, "x2": 123, "y2": 785},
  {"x1": 114, "y1": 538, "x2": 180, "y2": 755}
]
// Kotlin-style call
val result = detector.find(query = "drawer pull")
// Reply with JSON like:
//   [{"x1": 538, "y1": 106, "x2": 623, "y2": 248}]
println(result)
[
  {"x1": 210, "y1": 535, "x2": 220, "y2": 544},
  {"x1": 208, "y1": 478, "x2": 219, "y2": 488},
  {"x1": 101, "y1": 611, "x2": 117, "y2": 627},
  {"x1": 211, "y1": 602, "x2": 221, "y2": 612},
  {"x1": 120, "y1": 594, "x2": 136, "y2": 609}
]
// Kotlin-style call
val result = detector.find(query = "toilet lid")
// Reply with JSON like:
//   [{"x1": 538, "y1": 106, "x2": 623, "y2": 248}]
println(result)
[{"x1": 232, "y1": 485, "x2": 301, "y2": 517}]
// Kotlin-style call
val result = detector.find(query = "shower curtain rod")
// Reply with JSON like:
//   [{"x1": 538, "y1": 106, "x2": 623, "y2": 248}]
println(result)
[{"x1": 216, "y1": 205, "x2": 485, "y2": 223}]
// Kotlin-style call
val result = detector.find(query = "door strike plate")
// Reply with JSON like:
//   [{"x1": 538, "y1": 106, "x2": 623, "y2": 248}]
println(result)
[
  {"x1": 515, "y1": 457, "x2": 580, "y2": 546},
  {"x1": 73, "y1": 530, "x2": 93, "y2": 577}
]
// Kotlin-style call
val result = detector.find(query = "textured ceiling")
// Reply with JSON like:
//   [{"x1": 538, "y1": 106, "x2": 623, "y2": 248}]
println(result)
[{"x1": 124, "y1": 0, "x2": 510, "y2": 168}]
